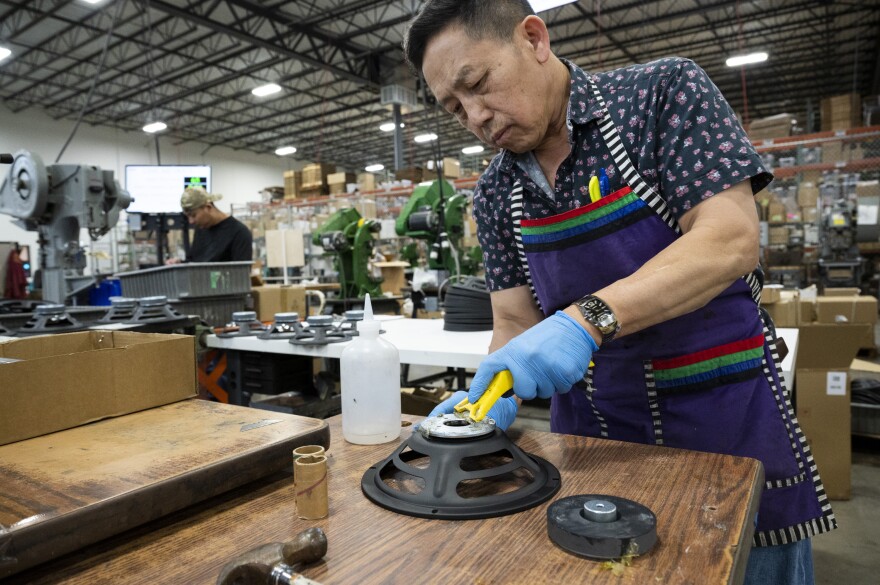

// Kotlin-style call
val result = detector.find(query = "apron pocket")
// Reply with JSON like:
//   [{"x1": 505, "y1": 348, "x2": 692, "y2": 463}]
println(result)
[{"x1": 644, "y1": 336, "x2": 802, "y2": 481}]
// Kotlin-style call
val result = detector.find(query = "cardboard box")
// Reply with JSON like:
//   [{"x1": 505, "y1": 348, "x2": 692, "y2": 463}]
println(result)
[
  {"x1": 767, "y1": 202, "x2": 786, "y2": 223},
  {"x1": 0, "y1": 332, "x2": 196, "y2": 446},
  {"x1": 815, "y1": 296, "x2": 878, "y2": 325},
  {"x1": 748, "y1": 113, "x2": 795, "y2": 141},
  {"x1": 761, "y1": 284, "x2": 784, "y2": 304},
  {"x1": 821, "y1": 142, "x2": 844, "y2": 164},
  {"x1": 821, "y1": 93, "x2": 862, "y2": 131},
  {"x1": 357, "y1": 172, "x2": 377, "y2": 192},
  {"x1": 442, "y1": 157, "x2": 461, "y2": 179},
  {"x1": 265, "y1": 229, "x2": 306, "y2": 268},
  {"x1": 401, "y1": 386, "x2": 452, "y2": 416},
  {"x1": 823, "y1": 287, "x2": 860, "y2": 297},
  {"x1": 798, "y1": 298, "x2": 816, "y2": 324},
  {"x1": 763, "y1": 291, "x2": 799, "y2": 327},
  {"x1": 374, "y1": 261, "x2": 410, "y2": 296},
  {"x1": 796, "y1": 324, "x2": 867, "y2": 499},
  {"x1": 797, "y1": 183, "x2": 819, "y2": 208},
  {"x1": 252, "y1": 285, "x2": 307, "y2": 321}
]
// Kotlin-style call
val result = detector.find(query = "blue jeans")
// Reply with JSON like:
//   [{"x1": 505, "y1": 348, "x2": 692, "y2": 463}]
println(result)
[{"x1": 744, "y1": 539, "x2": 814, "y2": 585}]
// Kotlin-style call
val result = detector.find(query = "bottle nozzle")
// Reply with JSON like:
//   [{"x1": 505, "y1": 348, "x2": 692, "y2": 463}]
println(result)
[{"x1": 364, "y1": 293, "x2": 374, "y2": 321}]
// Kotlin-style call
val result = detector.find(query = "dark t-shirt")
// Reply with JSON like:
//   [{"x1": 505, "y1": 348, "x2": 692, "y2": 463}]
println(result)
[{"x1": 187, "y1": 216, "x2": 253, "y2": 262}]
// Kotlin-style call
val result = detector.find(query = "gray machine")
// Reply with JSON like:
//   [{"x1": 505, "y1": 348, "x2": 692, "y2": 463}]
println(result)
[{"x1": 0, "y1": 150, "x2": 131, "y2": 303}]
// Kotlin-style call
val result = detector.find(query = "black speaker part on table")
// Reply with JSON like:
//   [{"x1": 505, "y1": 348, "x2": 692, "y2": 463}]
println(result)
[
  {"x1": 258, "y1": 312, "x2": 302, "y2": 340},
  {"x1": 127, "y1": 296, "x2": 186, "y2": 324},
  {"x1": 361, "y1": 415, "x2": 561, "y2": 520},
  {"x1": 217, "y1": 311, "x2": 265, "y2": 338},
  {"x1": 96, "y1": 297, "x2": 138, "y2": 323},
  {"x1": 547, "y1": 495, "x2": 658, "y2": 560},
  {"x1": 15, "y1": 304, "x2": 88, "y2": 336},
  {"x1": 289, "y1": 315, "x2": 348, "y2": 346}
]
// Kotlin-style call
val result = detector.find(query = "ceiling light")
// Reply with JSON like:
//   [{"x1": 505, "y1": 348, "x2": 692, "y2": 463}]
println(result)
[
  {"x1": 80, "y1": 0, "x2": 104, "y2": 4},
  {"x1": 380, "y1": 122, "x2": 404, "y2": 132},
  {"x1": 414, "y1": 133, "x2": 438, "y2": 143},
  {"x1": 275, "y1": 146, "x2": 297, "y2": 156},
  {"x1": 365, "y1": 164, "x2": 384, "y2": 173},
  {"x1": 462, "y1": 145, "x2": 485, "y2": 155},
  {"x1": 725, "y1": 52, "x2": 768, "y2": 68},
  {"x1": 0, "y1": 47, "x2": 11, "y2": 63},
  {"x1": 252, "y1": 83, "x2": 282, "y2": 97},
  {"x1": 142, "y1": 121, "x2": 167, "y2": 133},
  {"x1": 528, "y1": 0, "x2": 577, "y2": 12}
]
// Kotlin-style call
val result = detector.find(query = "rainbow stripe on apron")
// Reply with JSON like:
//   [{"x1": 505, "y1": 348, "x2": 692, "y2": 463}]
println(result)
[
  {"x1": 519, "y1": 186, "x2": 652, "y2": 252},
  {"x1": 651, "y1": 334, "x2": 765, "y2": 394}
]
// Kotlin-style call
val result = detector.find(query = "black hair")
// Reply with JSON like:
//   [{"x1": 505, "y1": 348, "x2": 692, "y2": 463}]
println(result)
[{"x1": 403, "y1": 0, "x2": 535, "y2": 73}]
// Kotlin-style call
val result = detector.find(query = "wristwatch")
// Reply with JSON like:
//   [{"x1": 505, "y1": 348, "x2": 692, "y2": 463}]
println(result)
[{"x1": 573, "y1": 294, "x2": 620, "y2": 344}]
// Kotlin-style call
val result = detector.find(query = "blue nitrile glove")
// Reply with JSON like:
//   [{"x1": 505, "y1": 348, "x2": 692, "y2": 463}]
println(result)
[
  {"x1": 425, "y1": 390, "x2": 518, "y2": 431},
  {"x1": 470, "y1": 311, "x2": 598, "y2": 402}
]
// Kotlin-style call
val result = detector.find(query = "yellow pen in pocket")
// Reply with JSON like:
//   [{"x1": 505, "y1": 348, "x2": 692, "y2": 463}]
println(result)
[{"x1": 589, "y1": 175, "x2": 601, "y2": 203}]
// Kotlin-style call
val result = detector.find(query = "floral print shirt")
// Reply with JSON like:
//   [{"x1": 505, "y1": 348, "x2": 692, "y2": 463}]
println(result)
[{"x1": 473, "y1": 57, "x2": 773, "y2": 292}]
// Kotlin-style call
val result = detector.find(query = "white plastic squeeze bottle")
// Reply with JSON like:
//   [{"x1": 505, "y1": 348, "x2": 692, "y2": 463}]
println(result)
[{"x1": 340, "y1": 294, "x2": 401, "y2": 444}]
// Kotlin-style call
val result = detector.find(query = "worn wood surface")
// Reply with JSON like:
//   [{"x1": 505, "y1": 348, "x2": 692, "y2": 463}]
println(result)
[
  {"x1": 5, "y1": 414, "x2": 762, "y2": 585},
  {"x1": 0, "y1": 400, "x2": 329, "y2": 579}
]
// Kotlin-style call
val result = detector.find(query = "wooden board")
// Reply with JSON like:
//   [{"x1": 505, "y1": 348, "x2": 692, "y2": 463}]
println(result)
[
  {"x1": 0, "y1": 399, "x2": 328, "y2": 579},
  {"x1": 6, "y1": 415, "x2": 761, "y2": 585}
]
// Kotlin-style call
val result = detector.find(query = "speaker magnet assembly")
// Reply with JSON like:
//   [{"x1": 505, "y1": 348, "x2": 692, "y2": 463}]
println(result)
[{"x1": 547, "y1": 495, "x2": 657, "y2": 560}]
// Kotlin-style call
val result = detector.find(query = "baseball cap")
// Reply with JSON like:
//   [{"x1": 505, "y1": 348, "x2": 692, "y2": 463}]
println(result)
[{"x1": 180, "y1": 187, "x2": 222, "y2": 212}]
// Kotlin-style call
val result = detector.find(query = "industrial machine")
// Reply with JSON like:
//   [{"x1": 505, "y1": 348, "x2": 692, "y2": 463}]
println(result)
[
  {"x1": 818, "y1": 195, "x2": 863, "y2": 288},
  {"x1": 0, "y1": 150, "x2": 131, "y2": 303},
  {"x1": 312, "y1": 207, "x2": 383, "y2": 299},
  {"x1": 396, "y1": 180, "x2": 481, "y2": 277}
]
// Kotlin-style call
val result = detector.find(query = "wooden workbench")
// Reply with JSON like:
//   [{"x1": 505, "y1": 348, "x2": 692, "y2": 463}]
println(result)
[{"x1": 7, "y1": 415, "x2": 763, "y2": 585}]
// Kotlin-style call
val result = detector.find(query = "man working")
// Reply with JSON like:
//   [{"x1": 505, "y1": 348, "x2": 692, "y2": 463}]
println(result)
[
  {"x1": 405, "y1": 2, "x2": 832, "y2": 583},
  {"x1": 178, "y1": 187, "x2": 252, "y2": 263}
]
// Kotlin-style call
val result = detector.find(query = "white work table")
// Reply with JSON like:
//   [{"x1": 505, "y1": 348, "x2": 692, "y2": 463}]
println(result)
[
  {"x1": 207, "y1": 316, "x2": 492, "y2": 370},
  {"x1": 207, "y1": 319, "x2": 798, "y2": 390}
]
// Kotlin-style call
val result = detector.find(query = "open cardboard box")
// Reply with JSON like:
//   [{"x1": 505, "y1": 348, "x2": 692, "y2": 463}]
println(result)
[
  {"x1": 0, "y1": 331, "x2": 196, "y2": 446},
  {"x1": 796, "y1": 324, "x2": 869, "y2": 500}
]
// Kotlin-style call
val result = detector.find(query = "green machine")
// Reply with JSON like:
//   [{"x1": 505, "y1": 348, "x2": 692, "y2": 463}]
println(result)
[
  {"x1": 312, "y1": 207, "x2": 384, "y2": 299},
  {"x1": 395, "y1": 180, "x2": 482, "y2": 276}
]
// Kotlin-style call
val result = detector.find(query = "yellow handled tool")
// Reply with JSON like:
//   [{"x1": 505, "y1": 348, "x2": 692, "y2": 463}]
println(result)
[
  {"x1": 454, "y1": 370, "x2": 514, "y2": 423},
  {"x1": 588, "y1": 175, "x2": 602, "y2": 203}
]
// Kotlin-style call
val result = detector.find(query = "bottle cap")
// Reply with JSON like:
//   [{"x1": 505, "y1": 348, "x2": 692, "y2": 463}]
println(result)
[{"x1": 359, "y1": 293, "x2": 381, "y2": 334}]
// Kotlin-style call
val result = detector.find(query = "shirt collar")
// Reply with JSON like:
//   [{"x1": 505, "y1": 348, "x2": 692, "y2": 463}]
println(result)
[{"x1": 497, "y1": 58, "x2": 605, "y2": 174}]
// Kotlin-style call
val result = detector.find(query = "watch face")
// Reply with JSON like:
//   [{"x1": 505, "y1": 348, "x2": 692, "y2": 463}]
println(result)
[{"x1": 597, "y1": 314, "x2": 615, "y2": 329}]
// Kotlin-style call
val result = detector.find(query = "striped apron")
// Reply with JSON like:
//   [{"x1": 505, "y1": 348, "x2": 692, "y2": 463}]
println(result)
[{"x1": 507, "y1": 77, "x2": 836, "y2": 546}]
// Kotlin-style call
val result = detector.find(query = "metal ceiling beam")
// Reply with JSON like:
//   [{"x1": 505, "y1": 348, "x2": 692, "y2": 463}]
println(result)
[{"x1": 148, "y1": 0, "x2": 380, "y2": 90}]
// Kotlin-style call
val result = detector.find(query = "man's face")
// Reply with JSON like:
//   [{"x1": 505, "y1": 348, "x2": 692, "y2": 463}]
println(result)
[
  {"x1": 422, "y1": 22, "x2": 551, "y2": 154},
  {"x1": 185, "y1": 205, "x2": 210, "y2": 229}
]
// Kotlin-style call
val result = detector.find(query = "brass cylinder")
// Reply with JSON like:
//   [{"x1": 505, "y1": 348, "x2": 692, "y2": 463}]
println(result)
[{"x1": 294, "y1": 454, "x2": 328, "y2": 520}]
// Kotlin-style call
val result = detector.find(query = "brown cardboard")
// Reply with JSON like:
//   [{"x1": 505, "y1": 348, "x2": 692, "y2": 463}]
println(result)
[
  {"x1": 760, "y1": 284, "x2": 783, "y2": 304},
  {"x1": 822, "y1": 288, "x2": 860, "y2": 297},
  {"x1": 797, "y1": 324, "x2": 867, "y2": 369},
  {"x1": 265, "y1": 229, "x2": 306, "y2": 268},
  {"x1": 795, "y1": 323, "x2": 865, "y2": 500},
  {"x1": 374, "y1": 261, "x2": 410, "y2": 296},
  {"x1": 797, "y1": 183, "x2": 819, "y2": 208},
  {"x1": 0, "y1": 331, "x2": 196, "y2": 446},
  {"x1": 764, "y1": 292, "x2": 799, "y2": 327},
  {"x1": 252, "y1": 285, "x2": 307, "y2": 321},
  {"x1": 798, "y1": 298, "x2": 816, "y2": 324},
  {"x1": 815, "y1": 296, "x2": 878, "y2": 325},
  {"x1": 796, "y1": 369, "x2": 851, "y2": 499}
]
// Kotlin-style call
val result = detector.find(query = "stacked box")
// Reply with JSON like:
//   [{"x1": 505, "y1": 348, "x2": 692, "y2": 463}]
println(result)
[
  {"x1": 821, "y1": 93, "x2": 862, "y2": 131},
  {"x1": 327, "y1": 172, "x2": 356, "y2": 194},
  {"x1": 301, "y1": 163, "x2": 336, "y2": 193},
  {"x1": 747, "y1": 113, "x2": 795, "y2": 141},
  {"x1": 283, "y1": 171, "x2": 302, "y2": 200},
  {"x1": 441, "y1": 157, "x2": 461, "y2": 179},
  {"x1": 395, "y1": 167, "x2": 424, "y2": 183},
  {"x1": 358, "y1": 172, "x2": 377, "y2": 191}
]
